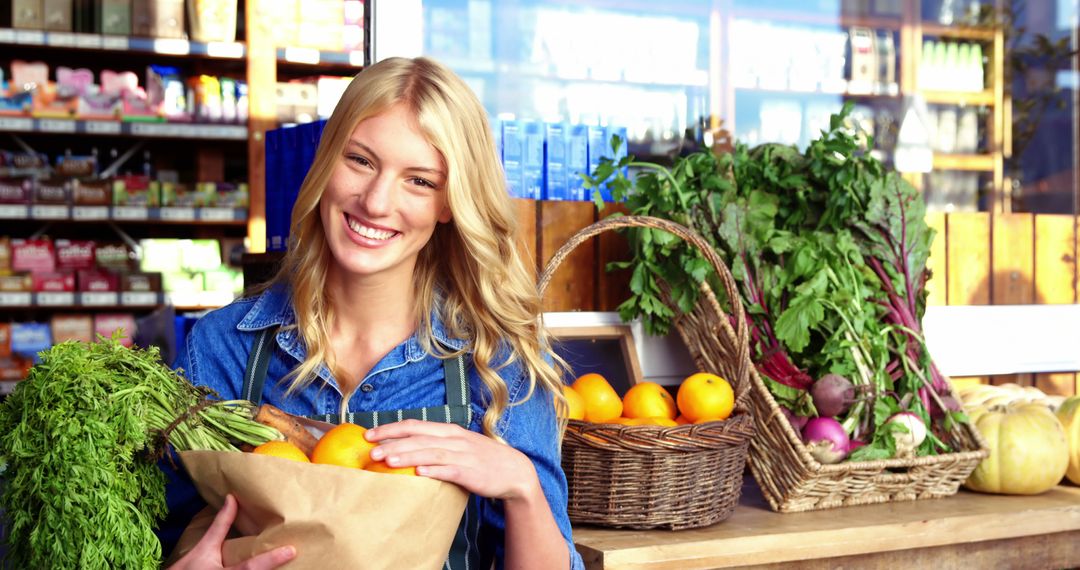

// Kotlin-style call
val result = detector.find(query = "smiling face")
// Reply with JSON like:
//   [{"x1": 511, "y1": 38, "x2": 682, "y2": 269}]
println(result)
[{"x1": 319, "y1": 103, "x2": 451, "y2": 288}]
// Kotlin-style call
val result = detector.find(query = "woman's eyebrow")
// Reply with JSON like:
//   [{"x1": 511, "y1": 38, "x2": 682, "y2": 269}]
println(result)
[{"x1": 347, "y1": 139, "x2": 445, "y2": 177}]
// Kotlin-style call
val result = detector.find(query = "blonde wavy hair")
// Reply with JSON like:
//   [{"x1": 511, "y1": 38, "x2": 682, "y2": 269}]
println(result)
[{"x1": 272, "y1": 56, "x2": 567, "y2": 438}]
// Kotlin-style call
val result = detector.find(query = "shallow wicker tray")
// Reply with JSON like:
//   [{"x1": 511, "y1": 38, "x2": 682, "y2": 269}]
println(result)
[{"x1": 539, "y1": 216, "x2": 756, "y2": 530}]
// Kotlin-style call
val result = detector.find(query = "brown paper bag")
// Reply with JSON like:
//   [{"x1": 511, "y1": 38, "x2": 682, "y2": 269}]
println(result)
[{"x1": 178, "y1": 450, "x2": 469, "y2": 570}]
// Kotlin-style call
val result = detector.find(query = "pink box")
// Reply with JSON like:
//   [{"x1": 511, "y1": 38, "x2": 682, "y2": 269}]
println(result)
[
  {"x1": 11, "y1": 239, "x2": 56, "y2": 273},
  {"x1": 32, "y1": 271, "x2": 76, "y2": 292},
  {"x1": 54, "y1": 239, "x2": 97, "y2": 270},
  {"x1": 77, "y1": 269, "x2": 119, "y2": 292},
  {"x1": 94, "y1": 313, "x2": 136, "y2": 347},
  {"x1": 0, "y1": 178, "x2": 32, "y2": 204}
]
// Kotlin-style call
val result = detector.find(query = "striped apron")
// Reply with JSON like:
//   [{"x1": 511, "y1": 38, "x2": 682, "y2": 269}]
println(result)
[{"x1": 242, "y1": 326, "x2": 482, "y2": 569}]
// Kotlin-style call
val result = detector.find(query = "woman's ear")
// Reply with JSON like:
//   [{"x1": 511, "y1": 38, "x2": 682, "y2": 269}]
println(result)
[{"x1": 438, "y1": 204, "x2": 453, "y2": 224}]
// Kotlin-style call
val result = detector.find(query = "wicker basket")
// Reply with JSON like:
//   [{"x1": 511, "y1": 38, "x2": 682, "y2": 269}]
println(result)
[
  {"x1": 538, "y1": 216, "x2": 756, "y2": 531},
  {"x1": 745, "y1": 365, "x2": 989, "y2": 513}
]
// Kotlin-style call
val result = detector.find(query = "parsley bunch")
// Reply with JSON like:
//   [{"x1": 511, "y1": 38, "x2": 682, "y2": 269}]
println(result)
[{"x1": 0, "y1": 335, "x2": 281, "y2": 569}]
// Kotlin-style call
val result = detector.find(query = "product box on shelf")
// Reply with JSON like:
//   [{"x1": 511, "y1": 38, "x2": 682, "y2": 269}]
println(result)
[
  {"x1": 31, "y1": 271, "x2": 76, "y2": 292},
  {"x1": 73, "y1": 180, "x2": 112, "y2": 206},
  {"x1": 43, "y1": 0, "x2": 74, "y2": 31},
  {"x1": 0, "y1": 323, "x2": 9, "y2": 358},
  {"x1": 501, "y1": 120, "x2": 524, "y2": 198},
  {"x1": 202, "y1": 267, "x2": 242, "y2": 294},
  {"x1": 522, "y1": 121, "x2": 544, "y2": 201},
  {"x1": 54, "y1": 239, "x2": 96, "y2": 270},
  {"x1": 587, "y1": 124, "x2": 610, "y2": 202},
  {"x1": 34, "y1": 178, "x2": 71, "y2": 205},
  {"x1": 114, "y1": 175, "x2": 159, "y2": 206},
  {"x1": 138, "y1": 239, "x2": 182, "y2": 273},
  {"x1": 187, "y1": 0, "x2": 238, "y2": 43},
  {"x1": 276, "y1": 82, "x2": 319, "y2": 124},
  {"x1": 543, "y1": 122, "x2": 569, "y2": 201},
  {"x1": 12, "y1": 0, "x2": 44, "y2": 29},
  {"x1": 121, "y1": 271, "x2": 162, "y2": 292},
  {"x1": 99, "y1": 0, "x2": 133, "y2": 35},
  {"x1": 131, "y1": 0, "x2": 185, "y2": 39},
  {"x1": 343, "y1": 0, "x2": 364, "y2": 50},
  {"x1": 162, "y1": 271, "x2": 203, "y2": 293},
  {"x1": 0, "y1": 238, "x2": 11, "y2": 275},
  {"x1": 296, "y1": 0, "x2": 345, "y2": 51},
  {"x1": 95, "y1": 242, "x2": 134, "y2": 271},
  {"x1": 51, "y1": 314, "x2": 94, "y2": 343},
  {"x1": 11, "y1": 238, "x2": 56, "y2": 274},
  {"x1": 159, "y1": 182, "x2": 210, "y2": 207},
  {"x1": 0, "y1": 178, "x2": 32, "y2": 204},
  {"x1": 265, "y1": 0, "x2": 299, "y2": 48},
  {"x1": 202, "y1": 181, "x2": 248, "y2": 208},
  {"x1": 567, "y1": 124, "x2": 589, "y2": 201},
  {"x1": 180, "y1": 239, "x2": 222, "y2": 273},
  {"x1": 77, "y1": 268, "x2": 119, "y2": 292},
  {"x1": 11, "y1": 322, "x2": 51, "y2": 363},
  {"x1": 0, "y1": 274, "x2": 32, "y2": 292},
  {"x1": 93, "y1": 313, "x2": 136, "y2": 347}
]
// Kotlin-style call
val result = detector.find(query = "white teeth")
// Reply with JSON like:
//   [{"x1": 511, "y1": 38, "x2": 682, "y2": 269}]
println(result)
[{"x1": 346, "y1": 215, "x2": 396, "y2": 240}]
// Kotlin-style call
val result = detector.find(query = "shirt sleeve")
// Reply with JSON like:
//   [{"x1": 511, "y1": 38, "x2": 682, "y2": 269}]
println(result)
[{"x1": 482, "y1": 363, "x2": 585, "y2": 570}]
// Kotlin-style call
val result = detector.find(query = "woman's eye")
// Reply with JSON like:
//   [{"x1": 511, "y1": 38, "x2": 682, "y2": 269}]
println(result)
[
  {"x1": 410, "y1": 177, "x2": 435, "y2": 189},
  {"x1": 347, "y1": 155, "x2": 372, "y2": 167}
]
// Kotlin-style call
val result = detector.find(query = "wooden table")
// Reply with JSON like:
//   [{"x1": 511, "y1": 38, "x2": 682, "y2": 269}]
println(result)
[{"x1": 572, "y1": 479, "x2": 1080, "y2": 569}]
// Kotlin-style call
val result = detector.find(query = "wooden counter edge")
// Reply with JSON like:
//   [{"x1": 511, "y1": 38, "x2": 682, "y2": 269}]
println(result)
[{"x1": 573, "y1": 486, "x2": 1080, "y2": 570}]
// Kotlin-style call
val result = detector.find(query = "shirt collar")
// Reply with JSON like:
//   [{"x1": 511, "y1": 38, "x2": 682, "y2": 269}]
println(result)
[{"x1": 238, "y1": 282, "x2": 468, "y2": 353}]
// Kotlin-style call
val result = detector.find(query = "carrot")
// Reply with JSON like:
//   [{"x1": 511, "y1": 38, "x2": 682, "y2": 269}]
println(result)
[{"x1": 255, "y1": 404, "x2": 319, "y2": 457}]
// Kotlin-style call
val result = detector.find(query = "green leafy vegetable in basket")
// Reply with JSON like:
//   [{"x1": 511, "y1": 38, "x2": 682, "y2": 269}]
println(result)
[
  {"x1": 0, "y1": 334, "x2": 282, "y2": 570},
  {"x1": 584, "y1": 103, "x2": 967, "y2": 464}
]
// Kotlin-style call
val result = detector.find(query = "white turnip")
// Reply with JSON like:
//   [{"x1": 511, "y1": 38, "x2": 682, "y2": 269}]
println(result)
[{"x1": 886, "y1": 412, "x2": 927, "y2": 455}]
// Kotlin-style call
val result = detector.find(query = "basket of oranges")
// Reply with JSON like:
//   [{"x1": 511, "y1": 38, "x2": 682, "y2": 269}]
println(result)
[{"x1": 539, "y1": 216, "x2": 755, "y2": 531}]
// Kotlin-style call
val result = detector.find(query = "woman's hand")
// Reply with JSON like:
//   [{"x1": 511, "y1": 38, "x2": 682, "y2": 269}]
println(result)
[
  {"x1": 167, "y1": 494, "x2": 296, "y2": 570},
  {"x1": 366, "y1": 419, "x2": 539, "y2": 501}
]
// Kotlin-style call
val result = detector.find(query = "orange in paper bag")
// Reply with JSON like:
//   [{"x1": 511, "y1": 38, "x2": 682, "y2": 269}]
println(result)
[
  {"x1": 179, "y1": 416, "x2": 468, "y2": 570},
  {"x1": 310, "y1": 422, "x2": 376, "y2": 469}
]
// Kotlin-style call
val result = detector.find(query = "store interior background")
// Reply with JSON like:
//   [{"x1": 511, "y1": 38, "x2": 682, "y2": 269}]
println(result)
[{"x1": 1, "y1": 0, "x2": 1078, "y2": 392}]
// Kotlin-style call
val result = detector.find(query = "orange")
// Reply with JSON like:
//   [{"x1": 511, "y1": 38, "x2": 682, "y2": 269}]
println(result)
[
  {"x1": 606, "y1": 417, "x2": 635, "y2": 425},
  {"x1": 693, "y1": 416, "x2": 726, "y2": 425},
  {"x1": 251, "y1": 440, "x2": 310, "y2": 463},
  {"x1": 365, "y1": 460, "x2": 418, "y2": 476},
  {"x1": 675, "y1": 415, "x2": 691, "y2": 425},
  {"x1": 677, "y1": 373, "x2": 735, "y2": 423},
  {"x1": 622, "y1": 382, "x2": 677, "y2": 420},
  {"x1": 571, "y1": 373, "x2": 623, "y2": 423},
  {"x1": 559, "y1": 385, "x2": 586, "y2": 420},
  {"x1": 311, "y1": 423, "x2": 377, "y2": 469}
]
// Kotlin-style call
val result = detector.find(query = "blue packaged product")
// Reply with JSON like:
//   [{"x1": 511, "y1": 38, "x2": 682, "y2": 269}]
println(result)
[
  {"x1": 264, "y1": 128, "x2": 286, "y2": 251},
  {"x1": 501, "y1": 120, "x2": 524, "y2": 198},
  {"x1": 543, "y1": 122, "x2": 569, "y2": 201},
  {"x1": 567, "y1": 124, "x2": 589, "y2": 201},
  {"x1": 522, "y1": 121, "x2": 544, "y2": 201},
  {"x1": 587, "y1": 124, "x2": 611, "y2": 202},
  {"x1": 11, "y1": 322, "x2": 52, "y2": 364}
]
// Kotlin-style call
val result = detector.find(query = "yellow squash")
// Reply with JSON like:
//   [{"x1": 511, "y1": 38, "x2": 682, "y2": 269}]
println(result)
[
  {"x1": 964, "y1": 403, "x2": 1068, "y2": 495},
  {"x1": 1055, "y1": 396, "x2": 1080, "y2": 485}
]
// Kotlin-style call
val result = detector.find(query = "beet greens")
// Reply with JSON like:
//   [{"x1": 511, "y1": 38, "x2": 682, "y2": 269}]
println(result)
[{"x1": 587, "y1": 102, "x2": 965, "y2": 462}]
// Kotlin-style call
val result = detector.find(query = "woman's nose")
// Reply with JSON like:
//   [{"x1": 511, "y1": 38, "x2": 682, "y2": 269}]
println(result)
[{"x1": 359, "y1": 173, "x2": 393, "y2": 215}]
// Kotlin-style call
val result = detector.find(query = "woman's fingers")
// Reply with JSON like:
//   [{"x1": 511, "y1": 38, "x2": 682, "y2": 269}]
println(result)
[
  {"x1": 365, "y1": 419, "x2": 465, "y2": 442},
  {"x1": 200, "y1": 494, "x2": 239, "y2": 548},
  {"x1": 231, "y1": 546, "x2": 297, "y2": 570}
]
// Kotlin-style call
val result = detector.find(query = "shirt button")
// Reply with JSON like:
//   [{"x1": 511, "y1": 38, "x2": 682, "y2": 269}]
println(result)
[{"x1": 360, "y1": 384, "x2": 374, "y2": 393}]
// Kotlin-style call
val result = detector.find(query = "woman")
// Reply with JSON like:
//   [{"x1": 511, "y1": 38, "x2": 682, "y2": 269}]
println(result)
[{"x1": 161, "y1": 56, "x2": 584, "y2": 570}]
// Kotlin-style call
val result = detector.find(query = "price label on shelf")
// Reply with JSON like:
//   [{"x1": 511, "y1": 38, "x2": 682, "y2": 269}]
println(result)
[
  {"x1": 80, "y1": 292, "x2": 119, "y2": 306},
  {"x1": 0, "y1": 117, "x2": 33, "y2": 131},
  {"x1": 74, "y1": 34, "x2": 102, "y2": 49},
  {"x1": 199, "y1": 207, "x2": 236, "y2": 222},
  {"x1": 160, "y1": 207, "x2": 196, "y2": 222},
  {"x1": 102, "y1": 36, "x2": 128, "y2": 50},
  {"x1": 39, "y1": 119, "x2": 76, "y2": 133},
  {"x1": 0, "y1": 292, "x2": 31, "y2": 306},
  {"x1": 30, "y1": 204, "x2": 69, "y2": 219},
  {"x1": 112, "y1": 206, "x2": 149, "y2": 220},
  {"x1": 72, "y1": 206, "x2": 109, "y2": 220},
  {"x1": 14, "y1": 30, "x2": 44, "y2": 44},
  {"x1": 37, "y1": 292, "x2": 75, "y2": 306},
  {"x1": 121, "y1": 291, "x2": 159, "y2": 306},
  {"x1": 85, "y1": 120, "x2": 122, "y2": 135},
  {"x1": 47, "y1": 33, "x2": 77, "y2": 47},
  {"x1": 0, "y1": 204, "x2": 29, "y2": 218},
  {"x1": 0, "y1": 29, "x2": 16, "y2": 43}
]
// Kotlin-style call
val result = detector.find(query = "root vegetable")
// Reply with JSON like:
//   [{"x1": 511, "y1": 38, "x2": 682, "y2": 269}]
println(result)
[
  {"x1": 810, "y1": 374, "x2": 855, "y2": 418},
  {"x1": 802, "y1": 417, "x2": 850, "y2": 464},
  {"x1": 886, "y1": 412, "x2": 927, "y2": 455}
]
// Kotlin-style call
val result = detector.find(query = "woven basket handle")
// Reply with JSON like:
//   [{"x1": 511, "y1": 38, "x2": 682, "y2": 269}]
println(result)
[{"x1": 538, "y1": 215, "x2": 752, "y2": 401}]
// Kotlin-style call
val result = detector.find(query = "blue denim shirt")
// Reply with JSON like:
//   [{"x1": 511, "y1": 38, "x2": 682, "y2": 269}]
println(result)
[{"x1": 159, "y1": 282, "x2": 585, "y2": 570}]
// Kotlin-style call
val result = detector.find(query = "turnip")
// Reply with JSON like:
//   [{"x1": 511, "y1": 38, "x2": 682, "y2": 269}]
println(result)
[
  {"x1": 886, "y1": 412, "x2": 927, "y2": 455},
  {"x1": 780, "y1": 406, "x2": 809, "y2": 432},
  {"x1": 810, "y1": 374, "x2": 855, "y2": 418},
  {"x1": 802, "y1": 417, "x2": 850, "y2": 464}
]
